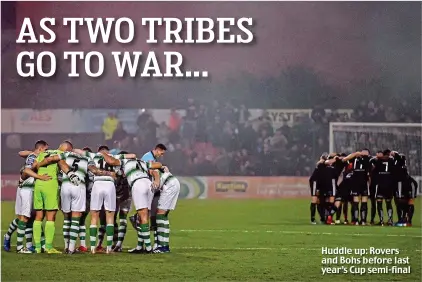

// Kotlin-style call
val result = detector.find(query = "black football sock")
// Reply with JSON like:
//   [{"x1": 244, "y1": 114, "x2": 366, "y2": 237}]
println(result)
[
  {"x1": 360, "y1": 202, "x2": 368, "y2": 223},
  {"x1": 377, "y1": 201, "x2": 384, "y2": 222},
  {"x1": 395, "y1": 200, "x2": 402, "y2": 222},
  {"x1": 386, "y1": 201, "x2": 393, "y2": 222},
  {"x1": 310, "y1": 203, "x2": 316, "y2": 222},
  {"x1": 317, "y1": 203, "x2": 324, "y2": 222},
  {"x1": 336, "y1": 203, "x2": 342, "y2": 221},
  {"x1": 408, "y1": 204, "x2": 414, "y2": 224},
  {"x1": 330, "y1": 204, "x2": 338, "y2": 216},
  {"x1": 370, "y1": 198, "x2": 376, "y2": 222}
]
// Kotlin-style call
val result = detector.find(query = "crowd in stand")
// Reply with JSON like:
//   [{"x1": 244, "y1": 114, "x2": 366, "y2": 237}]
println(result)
[{"x1": 106, "y1": 99, "x2": 421, "y2": 177}]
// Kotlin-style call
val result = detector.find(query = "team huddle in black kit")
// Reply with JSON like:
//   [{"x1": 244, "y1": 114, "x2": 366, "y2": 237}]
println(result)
[{"x1": 309, "y1": 149, "x2": 418, "y2": 226}]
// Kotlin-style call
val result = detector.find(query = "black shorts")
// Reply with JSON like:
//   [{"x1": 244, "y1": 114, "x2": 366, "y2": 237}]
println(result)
[
  {"x1": 375, "y1": 184, "x2": 394, "y2": 200},
  {"x1": 350, "y1": 181, "x2": 369, "y2": 197},
  {"x1": 335, "y1": 181, "x2": 352, "y2": 202},
  {"x1": 309, "y1": 180, "x2": 319, "y2": 196},
  {"x1": 320, "y1": 185, "x2": 336, "y2": 197},
  {"x1": 396, "y1": 180, "x2": 416, "y2": 199}
]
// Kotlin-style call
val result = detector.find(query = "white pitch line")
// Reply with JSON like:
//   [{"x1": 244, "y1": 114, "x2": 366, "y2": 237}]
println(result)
[
  {"x1": 4, "y1": 244, "x2": 421, "y2": 253},
  {"x1": 177, "y1": 229, "x2": 422, "y2": 238}
]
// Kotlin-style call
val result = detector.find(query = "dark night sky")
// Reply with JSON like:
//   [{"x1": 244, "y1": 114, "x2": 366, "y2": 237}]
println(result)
[{"x1": 9, "y1": 2, "x2": 422, "y2": 88}]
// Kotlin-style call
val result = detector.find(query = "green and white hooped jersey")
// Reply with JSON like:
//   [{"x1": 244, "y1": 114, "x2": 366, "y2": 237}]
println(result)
[
  {"x1": 19, "y1": 153, "x2": 37, "y2": 190},
  {"x1": 61, "y1": 152, "x2": 89, "y2": 184},
  {"x1": 19, "y1": 174, "x2": 36, "y2": 190},
  {"x1": 120, "y1": 158, "x2": 150, "y2": 188},
  {"x1": 85, "y1": 152, "x2": 121, "y2": 182},
  {"x1": 159, "y1": 171, "x2": 175, "y2": 189}
]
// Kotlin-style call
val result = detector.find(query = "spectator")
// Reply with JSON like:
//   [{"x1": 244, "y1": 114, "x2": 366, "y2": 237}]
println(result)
[
  {"x1": 111, "y1": 122, "x2": 128, "y2": 145},
  {"x1": 102, "y1": 112, "x2": 119, "y2": 147},
  {"x1": 168, "y1": 108, "x2": 182, "y2": 132}
]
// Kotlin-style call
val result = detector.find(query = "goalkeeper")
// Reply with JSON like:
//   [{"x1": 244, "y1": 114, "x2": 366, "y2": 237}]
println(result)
[{"x1": 31, "y1": 141, "x2": 81, "y2": 254}]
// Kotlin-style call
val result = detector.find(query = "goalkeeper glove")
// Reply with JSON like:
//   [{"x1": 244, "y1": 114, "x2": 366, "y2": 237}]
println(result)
[{"x1": 67, "y1": 171, "x2": 81, "y2": 186}]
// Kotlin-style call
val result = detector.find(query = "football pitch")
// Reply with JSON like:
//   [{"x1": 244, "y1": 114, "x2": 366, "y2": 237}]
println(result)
[{"x1": 1, "y1": 199, "x2": 421, "y2": 281}]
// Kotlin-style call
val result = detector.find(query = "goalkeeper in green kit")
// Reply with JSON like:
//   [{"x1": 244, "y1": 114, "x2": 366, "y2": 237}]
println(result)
[{"x1": 32, "y1": 141, "x2": 81, "y2": 254}]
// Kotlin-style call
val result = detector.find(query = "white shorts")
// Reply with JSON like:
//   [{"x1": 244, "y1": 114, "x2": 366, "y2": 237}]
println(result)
[
  {"x1": 15, "y1": 187, "x2": 33, "y2": 218},
  {"x1": 61, "y1": 182, "x2": 86, "y2": 213},
  {"x1": 158, "y1": 178, "x2": 180, "y2": 211},
  {"x1": 132, "y1": 178, "x2": 153, "y2": 210},
  {"x1": 91, "y1": 181, "x2": 116, "y2": 212}
]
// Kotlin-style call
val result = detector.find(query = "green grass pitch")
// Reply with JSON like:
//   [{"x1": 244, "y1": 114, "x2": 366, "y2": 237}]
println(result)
[{"x1": 1, "y1": 199, "x2": 421, "y2": 281}]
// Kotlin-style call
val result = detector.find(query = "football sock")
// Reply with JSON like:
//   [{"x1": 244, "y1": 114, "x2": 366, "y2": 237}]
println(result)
[
  {"x1": 63, "y1": 219, "x2": 71, "y2": 250},
  {"x1": 79, "y1": 214, "x2": 87, "y2": 247},
  {"x1": 116, "y1": 213, "x2": 128, "y2": 248},
  {"x1": 370, "y1": 199, "x2": 376, "y2": 222},
  {"x1": 69, "y1": 217, "x2": 80, "y2": 252},
  {"x1": 41, "y1": 229, "x2": 46, "y2": 249},
  {"x1": 386, "y1": 201, "x2": 393, "y2": 221},
  {"x1": 79, "y1": 224, "x2": 87, "y2": 247},
  {"x1": 33, "y1": 220, "x2": 42, "y2": 250},
  {"x1": 25, "y1": 220, "x2": 33, "y2": 249},
  {"x1": 317, "y1": 203, "x2": 324, "y2": 221},
  {"x1": 335, "y1": 203, "x2": 342, "y2": 221},
  {"x1": 136, "y1": 226, "x2": 144, "y2": 250},
  {"x1": 360, "y1": 202, "x2": 368, "y2": 223},
  {"x1": 377, "y1": 201, "x2": 384, "y2": 222},
  {"x1": 343, "y1": 202, "x2": 349, "y2": 221},
  {"x1": 310, "y1": 203, "x2": 316, "y2": 221},
  {"x1": 97, "y1": 225, "x2": 105, "y2": 247},
  {"x1": 408, "y1": 204, "x2": 414, "y2": 224},
  {"x1": 89, "y1": 225, "x2": 97, "y2": 252},
  {"x1": 5, "y1": 218, "x2": 19, "y2": 240},
  {"x1": 157, "y1": 214, "x2": 170, "y2": 248},
  {"x1": 16, "y1": 220, "x2": 27, "y2": 251},
  {"x1": 330, "y1": 204, "x2": 338, "y2": 216},
  {"x1": 106, "y1": 224, "x2": 114, "y2": 252},
  {"x1": 45, "y1": 221, "x2": 55, "y2": 250},
  {"x1": 140, "y1": 223, "x2": 152, "y2": 251}
]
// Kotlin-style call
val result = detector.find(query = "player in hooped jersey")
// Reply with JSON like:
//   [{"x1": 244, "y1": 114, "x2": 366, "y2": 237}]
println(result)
[
  {"x1": 129, "y1": 144, "x2": 167, "y2": 249},
  {"x1": 74, "y1": 146, "x2": 136, "y2": 254},
  {"x1": 3, "y1": 140, "x2": 51, "y2": 253},
  {"x1": 100, "y1": 152, "x2": 163, "y2": 253},
  {"x1": 153, "y1": 166, "x2": 180, "y2": 253}
]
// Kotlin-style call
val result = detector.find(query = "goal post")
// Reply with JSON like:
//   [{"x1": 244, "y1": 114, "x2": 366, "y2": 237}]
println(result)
[{"x1": 329, "y1": 122, "x2": 422, "y2": 188}]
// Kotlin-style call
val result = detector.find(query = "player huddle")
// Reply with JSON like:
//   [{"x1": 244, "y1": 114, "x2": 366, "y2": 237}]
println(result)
[
  {"x1": 3, "y1": 140, "x2": 181, "y2": 255},
  {"x1": 309, "y1": 149, "x2": 418, "y2": 226}
]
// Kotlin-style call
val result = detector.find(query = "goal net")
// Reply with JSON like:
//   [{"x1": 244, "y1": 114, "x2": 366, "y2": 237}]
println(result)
[{"x1": 329, "y1": 122, "x2": 422, "y2": 192}]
